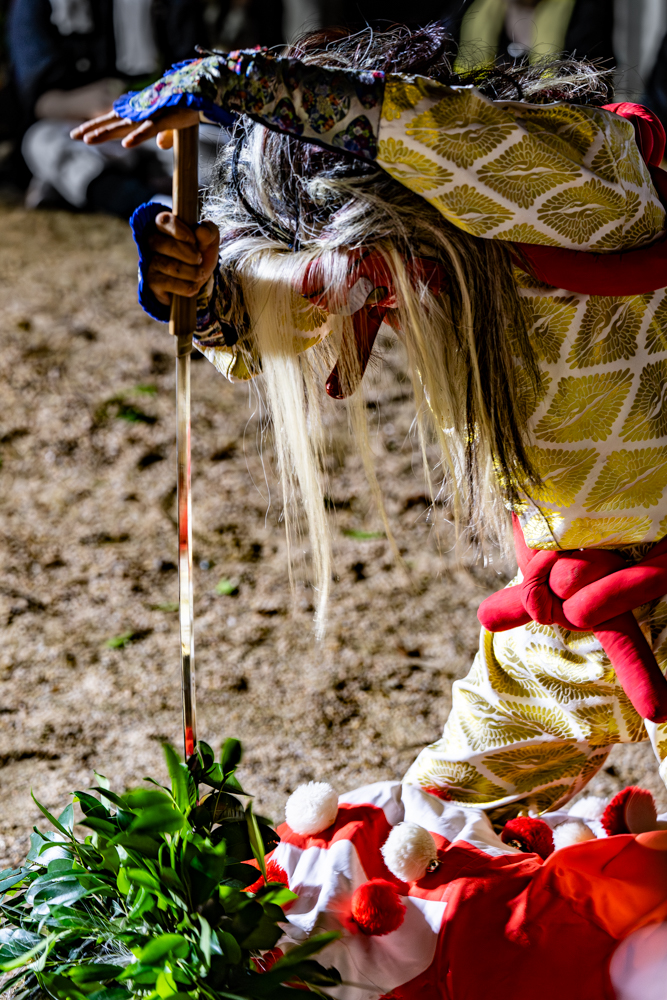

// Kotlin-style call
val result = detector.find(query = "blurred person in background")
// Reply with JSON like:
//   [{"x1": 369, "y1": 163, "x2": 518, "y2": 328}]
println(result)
[
  {"x1": 0, "y1": 0, "x2": 28, "y2": 195},
  {"x1": 311, "y1": 0, "x2": 614, "y2": 65},
  {"x1": 645, "y1": 33, "x2": 667, "y2": 134},
  {"x1": 7, "y1": 0, "x2": 205, "y2": 216},
  {"x1": 445, "y1": 0, "x2": 614, "y2": 68},
  {"x1": 202, "y1": 0, "x2": 283, "y2": 51}
]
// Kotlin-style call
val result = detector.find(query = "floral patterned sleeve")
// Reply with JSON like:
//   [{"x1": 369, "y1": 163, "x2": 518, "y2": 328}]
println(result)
[
  {"x1": 114, "y1": 50, "x2": 384, "y2": 160},
  {"x1": 376, "y1": 76, "x2": 665, "y2": 251}
]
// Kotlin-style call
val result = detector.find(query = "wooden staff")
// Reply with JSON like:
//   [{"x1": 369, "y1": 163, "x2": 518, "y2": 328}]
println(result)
[{"x1": 169, "y1": 125, "x2": 199, "y2": 759}]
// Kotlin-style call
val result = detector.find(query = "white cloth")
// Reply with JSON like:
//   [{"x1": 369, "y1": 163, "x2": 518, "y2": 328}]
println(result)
[
  {"x1": 274, "y1": 781, "x2": 521, "y2": 1000},
  {"x1": 610, "y1": 922, "x2": 667, "y2": 1000},
  {"x1": 49, "y1": 0, "x2": 93, "y2": 35},
  {"x1": 113, "y1": 0, "x2": 159, "y2": 76}
]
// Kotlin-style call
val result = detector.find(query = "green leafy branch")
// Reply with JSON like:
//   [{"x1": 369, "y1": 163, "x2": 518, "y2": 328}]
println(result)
[{"x1": 0, "y1": 740, "x2": 340, "y2": 1000}]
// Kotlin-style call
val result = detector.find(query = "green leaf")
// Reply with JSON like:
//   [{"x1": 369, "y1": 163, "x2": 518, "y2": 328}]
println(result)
[
  {"x1": 129, "y1": 806, "x2": 186, "y2": 835},
  {"x1": 230, "y1": 899, "x2": 262, "y2": 941},
  {"x1": 68, "y1": 964, "x2": 126, "y2": 984},
  {"x1": 117, "y1": 962, "x2": 159, "y2": 985},
  {"x1": 215, "y1": 578, "x2": 238, "y2": 596},
  {"x1": 0, "y1": 868, "x2": 29, "y2": 894},
  {"x1": 0, "y1": 931, "x2": 55, "y2": 972},
  {"x1": 134, "y1": 384, "x2": 157, "y2": 395},
  {"x1": 40, "y1": 970, "x2": 89, "y2": 1000},
  {"x1": 128, "y1": 885, "x2": 156, "y2": 920},
  {"x1": 124, "y1": 868, "x2": 161, "y2": 892},
  {"x1": 220, "y1": 738, "x2": 242, "y2": 774},
  {"x1": 138, "y1": 933, "x2": 189, "y2": 964},
  {"x1": 91, "y1": 787, "x2": 127, "y2": 810},
  {"x1": 221, "y1": 775, "x2": 248, "y2": 796},
  {"x1": 188, "y1": 842, "x2": 227, "y2": 886},
  {"x1": 198, "y1": 914, "x2": 212, "y2": 967},
  {"x1": 158, "y1": 866, "x2": 184, "y2": 892},
  {"x1": 74, "y1": 791, "x2": 108, "y2": 819},
  {"x1": 79, "y1": 817, "x2": 118, "y2": 837},
  {"x1": 216, "y1": 930, "x2": 241, "y2": 964},
  {"x1": 256, "y1": 885, "x2": 298, "y2": 907},
  {"x1": 124, "y1": 788, "x2": 175, "y2": 810},
  {"x1": 30, "y1": 878, "x2": 91, "y2": 910},
  {"x1": 209, "y1": 820, "x2": 252, "y2": 860},
  {"x1": 57, "y1": 804, "x2": 74, "y2": 834},
  {"x1": 104, "y1": 632, "x2": 135, "y2": 649},
  {"x1": 31, "y1": 792, "x2": 71, "y2": 839},
  {"x1": 224, "y1": 863, "x2": 263, "y2": 889},
  {"x1": 156, "y1": 968, "x2": 179, "y2": 999},
  {"x1": 163, "y1": 744, "x2": 189, "y2": 812},
  {"x1": 35, "y1": 838, "x2": 74, "y2": 864},
  {"x1": 197, "y1": 792, "x2": 245, "y2": 825},
  {"x1": 202, "y1": 763, "x2": 223, "y2": 788},
  {"x1": 47, "y1": 858, "x2": 75, "y2": 873},
  {"x1": 278, "y1": 959, "x2": 342, "y2": 987},
  {"x1": 116, "y1": 868, "x2": 131, "y2": 895},
  {"x1": 196, "y1": 742, "x2": 216, "y2": 770},
  {"x1": 97, "y1": 845, "x2": 120, "y2": 874},
  {"x1": 0, "y1": 927, "x2": 43, "y2": 962},
  {"x1": 240, "y1": 911, "x2": 283, "y2": 951},
  {"x1": 88, "y1": 990, "x2": 131, "y2": 1000},
  {"x1": 112, "y1": 832, "x2": 161, "y2": 858},
  {"x1": 246, "y1": 807, "x2": 267, "y2": 884},
  {"x1": 270, "y1": 931, "x2": 341, "y2": 970},
  {"x1": 341, "y1": 528, "x2": 385, "y2": 540}
]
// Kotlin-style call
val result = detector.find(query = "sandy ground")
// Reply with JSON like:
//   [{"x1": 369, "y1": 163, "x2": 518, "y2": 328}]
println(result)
[{"x1": 0, "y1": 204, "x2": 665, "y2": 869}]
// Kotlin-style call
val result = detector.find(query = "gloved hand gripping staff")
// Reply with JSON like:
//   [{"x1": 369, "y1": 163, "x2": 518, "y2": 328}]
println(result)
[{"x1": 170, "y1": 125, "x2": 198, "y2": 760}]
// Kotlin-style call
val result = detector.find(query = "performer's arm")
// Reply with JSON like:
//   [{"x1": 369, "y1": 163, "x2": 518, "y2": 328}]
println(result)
[
  {"x1": 73, "y1": 50, "x2": 664, "y2": 254},
  {"x1": 72, "y1": 50, "x2": 384, "y2": 160}
]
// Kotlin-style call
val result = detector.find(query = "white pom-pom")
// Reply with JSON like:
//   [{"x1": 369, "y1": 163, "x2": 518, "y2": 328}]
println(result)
[
  {"x1": 567, "y1": 795, "x2": 607, "y2": 822},
  {"x1": 285, "y1": 782, "x2": 338, "y2": 835},
  {"x1": 553, "y1": 819, "x2": 596, "y2": 850},
  {"x1": 381, "y1": 822, "x2": 438, "y2": 882}
]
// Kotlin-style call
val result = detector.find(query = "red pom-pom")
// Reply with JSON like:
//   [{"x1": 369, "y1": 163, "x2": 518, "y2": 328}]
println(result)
[
  {"x1": 422, "y1": 785, "x2": 452, "y2": 801},
  {"x1": 350, "y1": 879, "x2": 406, "y2": 936},
  {"x1": 501, "y1": 817, "x2": 554, "y2": 860},
  {"x1": 602, "y1": 786, "x2": 657, "y2": 836},
  {"x1": 245, "y1": 859, "x2": 290, "y2": 895}
]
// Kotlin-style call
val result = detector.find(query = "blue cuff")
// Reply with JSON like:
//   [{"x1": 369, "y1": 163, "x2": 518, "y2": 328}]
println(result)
[
  {"x1": 114, "y1": 88, "x2": 237, "y2": 127},
  {"x1": 130, "y1": 201, "x2": 170, "y2": 322}
]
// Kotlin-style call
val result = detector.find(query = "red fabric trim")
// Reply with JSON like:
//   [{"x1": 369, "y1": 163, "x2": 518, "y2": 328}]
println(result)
[
  {"x1": 512, "y1": 234, "x2": 667, "y2": 296},
  {"x1": 477, "y1": 515, "x2": 667, "y2": 722},
  {"x1": 603, "y1": 103, "x2": 666, "y2": 166}
]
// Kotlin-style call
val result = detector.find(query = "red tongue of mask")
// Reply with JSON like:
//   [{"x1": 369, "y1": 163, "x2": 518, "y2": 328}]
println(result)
[{"x1": 301, "y1": 252, "x2": 447, "y2": 399}]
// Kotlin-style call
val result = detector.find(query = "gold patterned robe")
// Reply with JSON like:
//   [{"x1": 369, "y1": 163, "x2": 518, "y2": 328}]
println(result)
[{"x1": 377, "y1": 79, "x2": 667, "y2": 809}]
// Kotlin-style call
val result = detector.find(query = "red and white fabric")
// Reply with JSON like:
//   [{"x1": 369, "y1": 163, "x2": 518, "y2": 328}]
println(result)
[{"x1": 265, "y1": 781, "x2": 667, "y2": 1000}]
